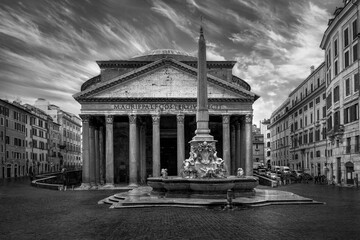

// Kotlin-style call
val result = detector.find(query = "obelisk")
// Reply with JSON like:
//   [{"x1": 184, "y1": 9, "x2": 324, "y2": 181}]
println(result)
[{"x1": 192, "y1": 26, "x2": 214, "y2": 142}]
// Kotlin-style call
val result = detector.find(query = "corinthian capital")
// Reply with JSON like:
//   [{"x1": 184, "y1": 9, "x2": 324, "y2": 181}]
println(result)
[
  {"x1": 106, "y1": 115, "x2": 114, "y2": 124},
  {"x1": 80, "y1": 114, "x2": 90, "y2": 123},
  {"x1": 222, "y1": 115, "x2": 230, "y2": 124},
  {"x1": 245, "y1": 114, "x2": 253, "y2": 124},
  {"x1": 177, "y1": 114, "x2": 184, "y2": 124},
  {"x1": 152, "y1": 115, "x2": 160, "y2": 125},
  {"x1": 129, "y1": 114, "x2": 137, "y2": 124}
]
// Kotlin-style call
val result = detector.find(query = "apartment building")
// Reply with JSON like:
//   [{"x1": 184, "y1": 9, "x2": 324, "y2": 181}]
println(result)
[
  {"x1": 320, "y1": 0, "x2": 360, "y2": 184},
  {"x1": 269, "y1": 99, "x2": 291, "y2": 168},
  {"x1": 34, "y1": 98, "x2": 82, "y2": 168},
  {"x1": 0, "y1": 99, "x2": 28, "y2": 178},
  {"x1": 260, "y1": 119, "x2": 271, "y2": 168},
  {"x1": 252, "y1": 124, "x2": 264, "y2": 165}
]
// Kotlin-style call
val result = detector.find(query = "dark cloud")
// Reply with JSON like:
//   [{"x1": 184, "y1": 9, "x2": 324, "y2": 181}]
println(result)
[{"x1": 0, "y1": 0, "x2": 343, "y2": 124}]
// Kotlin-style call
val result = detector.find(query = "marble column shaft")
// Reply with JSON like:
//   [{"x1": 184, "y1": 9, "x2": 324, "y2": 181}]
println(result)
[
  {"x1": 99, "y1": 126, "x2": 104, "y2": 185},
  {"x1": 105, "y1": 115, "x2": 114, "y2": 186},
  {"x1": 152, "y1": 115, "x2": 161, "y2": 177},
  {"x1": 94, "y1": 128, "x2": 100, "y2": 184},
  {"x1": 235, "y1": 120, "x2": 241, "y2": 171},
  {"x1": 222, "y1": 115, "x2": 231, "y2": 175},
  {"x1": 89, "y1": 125, "x2": 95, "y2": 185},
  {"x1": 129, "y1": 114, "x2": 138, "y2": 186},
  {"x1": 140, "y1": 124, "x2": 147, "y2": 183},
  {"x1": 240, "y1": 119, "x2": 246, "y2": 170},
  {"x1": 245, "y1": 114, "x2": 253, "y2": 176},
  {"x1": 81, "y1": 115, "x2": 90, "y2": 186},
  {"x1": 230, "y1": 124, "x2": 236, "y2": 175},
  {"x1": 177, "y1": 114, "x2": 185, "y2": 176}
]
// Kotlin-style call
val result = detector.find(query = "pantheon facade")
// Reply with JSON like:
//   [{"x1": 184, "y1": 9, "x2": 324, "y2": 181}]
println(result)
[{"x1": 74, "y1": 49, "x2": 259, "y2": 188}]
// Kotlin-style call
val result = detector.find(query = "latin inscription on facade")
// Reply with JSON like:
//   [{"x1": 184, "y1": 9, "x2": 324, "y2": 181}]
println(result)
[{"x1": 113, "y1": 103, "x2": 223, "y2": 112}]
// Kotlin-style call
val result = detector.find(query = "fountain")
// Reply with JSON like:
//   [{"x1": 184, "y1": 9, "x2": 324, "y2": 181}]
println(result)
[{"x1": 147, "y1": 26, "x2": 258, "y2": 199}]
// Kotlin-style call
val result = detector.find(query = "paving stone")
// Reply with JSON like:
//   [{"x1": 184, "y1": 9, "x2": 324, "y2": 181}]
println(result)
[{"x1": 0, "y1": 178, "x2": 359, "y2": 240}]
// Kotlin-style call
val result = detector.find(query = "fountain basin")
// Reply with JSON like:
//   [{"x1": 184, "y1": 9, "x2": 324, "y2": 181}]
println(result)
[{"x1": 147, "y1": 176, "x2": 258, "y2": 198}]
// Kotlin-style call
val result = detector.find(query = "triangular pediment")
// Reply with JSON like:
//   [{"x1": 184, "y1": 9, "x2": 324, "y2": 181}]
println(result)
[
  {"x1": 73, "y1": 58, "x2": 258, "y2": 101},
  {"x1": 91, "y1": 66, "x2": 242, "y2": 99}
]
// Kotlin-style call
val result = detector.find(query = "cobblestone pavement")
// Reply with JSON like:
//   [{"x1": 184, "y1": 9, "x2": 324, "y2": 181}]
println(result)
[{"x1": 0, "y1": 178, "x2": 359, "y2": 240}]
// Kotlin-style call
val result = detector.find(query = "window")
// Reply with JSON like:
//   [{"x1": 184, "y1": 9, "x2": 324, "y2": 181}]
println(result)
[
  {"x1": 334, "y1": 60, "x2": 338, "y2": 76},
  {"x1": 345, "y1": 78, "x2": 351, "y2": 96},
  {"x1": 346, "y1": 137, "x2": 351, "y2": 154},
  {"x1": 327, "y1": 93, "x2": 332, "y2": 109},
  {"x1": 315, "y1": 97, "x2": 320, "y2": 104},
  {"x1": 344, "y1": 103, "x2": 359, "y2": 123},
  {"x1": 304, "y1": 105, "x2": 308, "y2": 112},
  {"x1": 315, "y1": 129, "x2": 320, "y2": 141},
  {"x1": 317, "y1": 109, "x2": 320, "y2": 121},
  {"x1": 344, "y1": 28, "x2": 349, "y2": 47},
  {"x1": 353, "y1": 43, "x2": 358, "y2": 62},
  {"x1": 355, "y1": 73, "x2": 359, "y2": 93},
  {"x1": 344, "y1": 50, "x2": 350, "y2": 68},
  {"x1": 333, "y1": 86, "x2": 340, "y2": 103},
  {"x1": 309, "y1": 101, "x2": 313, "y2": 108},
  {"x1": 334, "y1": 39, "x2": 338, "y2": 57},
  {"x1": 327, "y1": 115, "x2": 333, "y2": 130},
  {"x1": 316, "y1": 150, "x2": 321, "y2": 158},
  {"x1": 353, "y1": 20, "x2": 358, "y2": 40},
  {"x1": 326, "y1": 49, "x2": 331, "y2": 69}
]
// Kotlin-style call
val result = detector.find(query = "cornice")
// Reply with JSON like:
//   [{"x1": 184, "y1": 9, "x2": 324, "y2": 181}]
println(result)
[
  {"x1": 76, "y1": 97, "x2": 254, "y2": 103},
  {"x1": 96, "y1": 60, "x2": 236, "y2": 69}
]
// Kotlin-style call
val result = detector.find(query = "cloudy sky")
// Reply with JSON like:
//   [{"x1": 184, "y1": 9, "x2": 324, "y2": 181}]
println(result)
[{"x1": 0, "y1": 0, "x2": 341, "y2": 125}]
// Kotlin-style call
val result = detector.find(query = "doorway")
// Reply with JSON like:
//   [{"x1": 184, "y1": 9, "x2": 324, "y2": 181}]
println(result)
[
  {"x1": 160, "y1": 137, "x2": 177, "y2": 176},
  {"x1": 345, "y1": 161, "x2": 354, "y2": 184}
]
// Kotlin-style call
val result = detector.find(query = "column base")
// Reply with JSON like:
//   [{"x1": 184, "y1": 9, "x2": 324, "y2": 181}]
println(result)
[
  {"x1": 128, "y1": 183, "x2": 138, "y2": 188},
  {"x1": 101, "y1": 183, "x2": 115, "y2": 189},
  {"x1": 90, "y1": 183, "x2": 98, "y2": 190},
  {"x1": 75, "y1": 183, "x2": 91, "y2": 190}
]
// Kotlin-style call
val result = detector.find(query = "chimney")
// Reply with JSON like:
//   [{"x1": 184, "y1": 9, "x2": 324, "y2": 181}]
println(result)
[{"x1": 310, "y1": 65, "x2": 315, "y2": 73}]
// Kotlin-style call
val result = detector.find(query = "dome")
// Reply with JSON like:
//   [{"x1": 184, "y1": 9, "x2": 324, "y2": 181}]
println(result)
[{"x1": 130, "y1": 49, "x2": 197, "y2": 61}]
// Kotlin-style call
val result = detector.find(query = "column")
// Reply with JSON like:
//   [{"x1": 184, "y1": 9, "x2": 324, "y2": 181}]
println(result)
[
  {"x1": 129, "y1": 114, "x2": 138, "y2": 187},
  {"x1": 89, "y1": 125, "x2": 96, "y2": 187},
  {"x1": 152, "y1": 115, "x2": 160, "y2": 177},
  {"x1": 245, "y1": 114, "x2": 253, "y2": 176},
  {"x1": 140, "y1": 124, "x2": 147, "y2": 183},
  {"x1": 235, "y1": 120, "x2": 241, "y2": 171},
  {"x1": 177, "y1": 114, "x2": 185, "y2": 176},
  {"x1": 80, "y1": 115, "x2": 90, "y2": 188},
  {"x1": 104, "y1": 115, "x2": 114, "y2": 187},
  {"x1": 240, "y1": 118, "x2": 246, "y2": 170},
  {"x1": 99, "y1": 126, "x2": 104, "y2": 185},
  {"x1": 230, "y1": 124, "x2": 236, "y2": 175},
  {"x1": 94, "y1": 128, "x2": 100, "y2": 185},
  {"x1": 222, "y1": 115, "x2": 231, "y2": 175}
]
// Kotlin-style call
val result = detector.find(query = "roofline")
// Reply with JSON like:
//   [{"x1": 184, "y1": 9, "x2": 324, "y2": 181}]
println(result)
[
  {"x1": 96, "y1": 60, "x2": 237, "y2": 69},
  {"x1": 320, "y1": 1, "x2": 357, "y2": 49},
  {"x1": 288, "y1": 62, "x2": 325, "y2": 97}
]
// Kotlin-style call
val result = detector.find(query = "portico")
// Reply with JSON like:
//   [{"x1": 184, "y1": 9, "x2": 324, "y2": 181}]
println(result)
[{"x1": 74, "y1": 49, "x2": 259, "y2": 188}]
